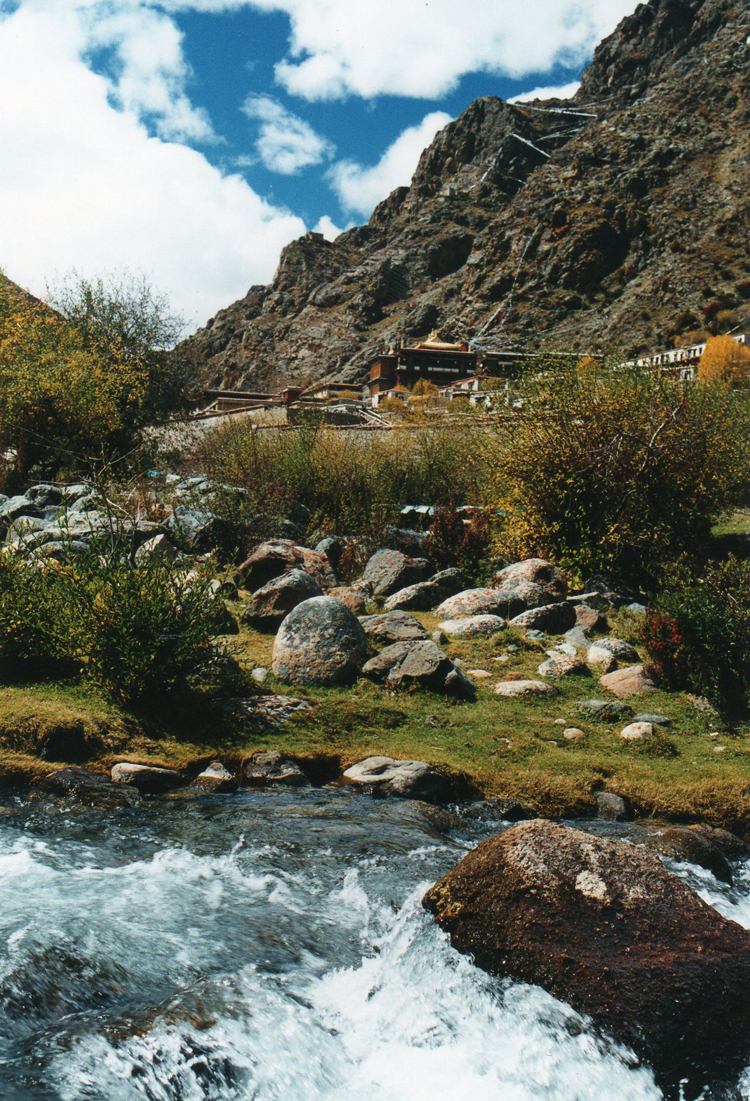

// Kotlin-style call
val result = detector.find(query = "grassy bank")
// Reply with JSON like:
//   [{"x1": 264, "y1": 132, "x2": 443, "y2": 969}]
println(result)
[{"x1": 5, "y1": 605, "x2": 750, "y2": 833}]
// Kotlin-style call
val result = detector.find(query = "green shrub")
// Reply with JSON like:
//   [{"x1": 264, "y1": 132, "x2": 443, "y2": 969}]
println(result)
[
  {"x1": 0, "y1": 548, "x2": 221, "y2": 703},
  {"x1": 488, "y1": 357, "x2": 750, "y2": 585},
  {"x1": 641, "y1": 557, "x2": 750, "y2": 716}
]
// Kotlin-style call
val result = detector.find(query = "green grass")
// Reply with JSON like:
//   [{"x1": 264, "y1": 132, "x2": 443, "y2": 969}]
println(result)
[{"x1": 4, "y1": 601, "x2": 750, "y2": 831}]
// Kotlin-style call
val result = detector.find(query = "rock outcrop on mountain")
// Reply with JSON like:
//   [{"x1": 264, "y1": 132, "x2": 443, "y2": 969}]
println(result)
[{"x1": 185, "y1": 0, "x2": 750, "y2": 392}]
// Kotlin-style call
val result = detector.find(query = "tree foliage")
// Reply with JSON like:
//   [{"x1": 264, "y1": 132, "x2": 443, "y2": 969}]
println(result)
[
  {"x1": 697, "y1": 335, "x2": 750, "y2": 386},
  {"x1": 0, "y1": 273, "x2": 198, "y2": 481}
]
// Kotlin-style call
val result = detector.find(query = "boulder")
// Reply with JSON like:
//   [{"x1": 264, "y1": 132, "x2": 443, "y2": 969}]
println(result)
[
  {"x1": 652, "y1": 827, "x2": 733, "y2": 884},
  {"x1": 437, "y1": 614, "x2": 505, "y2": 638},
  {"x1": 423, "y1": 819, "x2": 750, "y2": 1096},
  {"x1": 494, "y1": 558, "x2": 568, "y2": 602},
  {"x1": 191, "y1": 761, "x2": 238, "y2": 793},
  {"x1": 537, "y1": 654, "x2": 590, "y2": 678},
  {"x1": 272, "y1": 596, "x2": 368, "y2": 686},
  {"x1": 362, "y1": 640, "x2": 475, "y2": 699},
  {"x1": 243, "y1": 750, "x2": 309, "y2": 787},
  {"x1": 688, "y1": 823, "x2": 750, "y2": 860},
  {"x1": 328, "y1": 585, "x2": 368, "y2": 615},
  {"x1": 315, "y1": 535, "x2": 348, "y2": 573},
  {"x1": 110, "y1": 762, "x2": 183, "y2": 792},
  {"x1": 343, "y1": 756, "x2": 454, "y2": 802},
  {"x1": 595, "y1": 791, "x2": 633, "y2": 821},
  {"x1": 383, "y1": 568, "x2": 468, "y2": 611},
  {"x1": 586, "y1": 645, "x2": 618, "y2": 671},
  {"x1": 508, "y1": 601, "x2": 577, "y2": 633},
  {"x1": 361, "y1": 549, "x2": 433, "y2": 597},
  {"x1": 238, "y1": 538, "x2": 336, "y2": 590},
  {"x1": 591, "y1": 637, "x2": 639, "y2": 662},
  {"x1": 165, "y1": 505, "x2": 227, "y2": 554},
  {"x1": 574, "y1": 602, "x2": 607, "y2": 634},
  {"x1": 382, "y1": 525, "x2": 428, "y2": 556},
  {"x1": 600, "y1": 664, "x2": 655, "y2": 698},
  {"x1": 494, "y1": 679, "x2": 558, "y2": 698},
  {"x1": 435, "y1": 588, "x2": 510, "y2": 619},
  {"x1": 134, "y1": 533, "x2": 179, "y2": 564},
  {"x1": 359, "y1": 610, "x2": 429, "y2": 643},
  {"x1": 242, "y1": 568, "x2": 323, "y2": 628}
]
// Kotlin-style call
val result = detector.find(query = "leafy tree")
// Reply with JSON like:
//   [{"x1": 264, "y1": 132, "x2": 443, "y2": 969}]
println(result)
[
  {"x1": 698, "y1": 334, "x2": 750, "y2": 387},
  {"x1": 0, "y1": 273, "x2": 199, "y2": 481}
]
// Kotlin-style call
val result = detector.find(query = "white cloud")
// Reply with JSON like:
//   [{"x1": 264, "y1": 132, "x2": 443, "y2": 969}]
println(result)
[
  {"x1": 329, "y1": 111, "x2": 451, "y2": 217},
  {"x1": 244, "y1": 0, "x2": 637, "y2": 101},
  {"x1": 313, "y1": 215, "x2": 347, "y2": 240},
  {"x1": 0, "y1": 2, "x2": 305, "y2": 327},
  {"x1": 509, "y1": 80, "x2": 581, "y2": 104},
  {"x1": 241, "y1": 94, "x2": 334, "y2": 174}
]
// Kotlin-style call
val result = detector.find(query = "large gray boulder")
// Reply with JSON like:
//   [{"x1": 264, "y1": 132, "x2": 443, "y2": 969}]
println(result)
[
  {"x1": 238, "y1": 539, "x2": 336, "y2": 590},
  {"x1": 272, "y1": 596, "x2": 368, "y2": 686},
  {"x1": 438, "y1": 614, "x2": 505, "y2": 638},
  {"x1": 359, "y1": 610, "x2": 429, "y2": 644},
  {"x1": 242, "y1": 568, "x2": 323, "y2": 628},
  {"x1": 344, "y1": 756, "x2": 454, "y2": 802},
  {"x1": 435, "y1": 589, "x2": 511, "y2": 619},
  {"x1": 383, "y1": 568, "x2": 467, "y2": 611},
  {"x1": 361, "y1": 549, "x2": 433, "y2": 597},
  {"x1": 509, "y1": 601, "x2": 577, "y2": 633},
  {"x1": 424, "y1": 819, "x2": 750, "y2": 1097},
  {"x1": 494, "y1": 558, "x2": 568, "y2": 601},
  {"x1": 362, "y1": 640, "x2": 475, "y2": 699}
]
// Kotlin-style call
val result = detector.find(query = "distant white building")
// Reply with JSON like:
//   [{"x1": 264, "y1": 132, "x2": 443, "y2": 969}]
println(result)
[{"x1": 624, "y1": 333, "x2": 749, "y2": 380}]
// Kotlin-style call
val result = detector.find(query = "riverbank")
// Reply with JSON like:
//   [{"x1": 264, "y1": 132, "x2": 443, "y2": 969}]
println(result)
[{"x1": 4, "y1": 602, "x2": 750, "y2": 832}]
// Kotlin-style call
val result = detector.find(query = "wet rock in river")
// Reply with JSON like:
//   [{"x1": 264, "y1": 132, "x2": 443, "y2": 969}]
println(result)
[
  {"x1": 651, "y1": 827, "x2": 733, "y2": 885},
  {"x1": 191, "y1": 761, "x2": 239, "y2": 793},
  {"x1": 343, "y1": 756, "x2": 455, "y2": 802},
  {"x1": 423, "y1": 819, "x2": 750, "y2": 1096},
  {"x1": 38, "y1": 767, "x2": 140, "y2": 807},
  {"x1": 243, "y1": 750, "x2": 309, "y2": 787},
  {"x1": 111, "y1": 763, "x2": 184, "y2": 793}
]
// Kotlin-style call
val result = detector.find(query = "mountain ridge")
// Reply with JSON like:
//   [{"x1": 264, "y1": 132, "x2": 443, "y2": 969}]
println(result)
[{"x1": 185, "y1": 0, "x2": 750, "y2": 391}]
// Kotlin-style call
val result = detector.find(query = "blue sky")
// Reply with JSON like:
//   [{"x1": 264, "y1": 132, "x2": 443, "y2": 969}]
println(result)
[{"x1": 0, "y1": 0, "x2": 636, "y2": 328}]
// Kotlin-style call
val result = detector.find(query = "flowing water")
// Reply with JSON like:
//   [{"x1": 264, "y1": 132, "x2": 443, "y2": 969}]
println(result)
[{"x1": 0, "y1": 786, "x2": 748, "y2": 1101}]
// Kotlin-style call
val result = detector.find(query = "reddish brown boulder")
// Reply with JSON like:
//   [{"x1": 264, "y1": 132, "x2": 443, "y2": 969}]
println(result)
[
  {"x1": 238, "y1": 539, "x2": 336, "y2": 591},
  {"x1": 423, "y1": 819, "x2": 750, "y2": 1096}
]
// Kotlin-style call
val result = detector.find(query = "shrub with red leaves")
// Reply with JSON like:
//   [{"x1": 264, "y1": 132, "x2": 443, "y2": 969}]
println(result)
[{"x1": 640, "y1": 609, "x2": 689, "y2": 689}]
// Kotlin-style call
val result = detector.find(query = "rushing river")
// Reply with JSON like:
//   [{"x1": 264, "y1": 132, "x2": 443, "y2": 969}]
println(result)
[{"x1": 1, "y1": 786, "x2": 749, "y2": 1101}]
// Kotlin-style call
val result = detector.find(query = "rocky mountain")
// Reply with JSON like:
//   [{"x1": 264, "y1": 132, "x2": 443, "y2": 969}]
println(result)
[{"x1": 185, "y1": 0, "x2": 750, "y2": 392}]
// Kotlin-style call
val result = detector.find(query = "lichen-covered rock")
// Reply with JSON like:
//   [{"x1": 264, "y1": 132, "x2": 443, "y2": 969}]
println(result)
[
  {"x1": 343, "y1": 755, "x2": 454, "y2": 802},
  {"x1": 362, "y1": 640, "x2": 475, "y2": 699},
  {"x1": 238, "y1": 539, "x2": 336, "y2": 591},
  {"x1": 272, "y1": 596, "x2": 368, "y2": 686},
  {"x1": 361, "y1": 549, "x2": 433, "y2": 597},
  {"x1": 435, "y1": 589, "x2": 508, "y2": 619},
  {"x1": 508, "y1": 601, "x2": 577, "y2": 633},
  {"x1": 242, "y1": 568, "x2": 323, "y2": 628},
  {"x1": 438, "y1": 614, "x2": 505, "y2": 638},
  {"x1": 423, "y1": 819, "x2": 750, "y2": 1096},
  {"x1": 359, "y1": 610, "x2": 429, "y2": 643},
  {"x1": 537, "y1": 654, "x2": 590, "y2": 678},
  {"x1": 576, "y1": 699, "x2": 632, "y2": 721},
  {"x1": 243, "y1": 750, "x2": 309, "y2": 787},
  {"x1": 328, "y1": 585, "x2": 368, "y2": 615},
  {"x1": 494, "y1": 558, "x2": 568, "y2": 602}
]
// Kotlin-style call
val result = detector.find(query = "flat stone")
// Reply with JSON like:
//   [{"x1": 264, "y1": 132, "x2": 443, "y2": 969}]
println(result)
[
  {"x1": 600, "y1": 664, "x2": 655, "y2": 698},
  {"x1": 494, "y1": 679, "x2": 558, "y2": 698},
  {"x1": 192, "y1": 761, "x2": 238, "y2": 793},
  {"x1": 111, "y1": 762, "x2": 183, "y2": 792},
  {"x1": 359, "y1": 610, "x2": 429, "y2": 643},
  {"x1": 632, "y1": 713, "x2": 671, "y2": 727},
  {"x1": 243, "y1": 750, "x2": 309, "y2": 787},
  {"x1": 437, "y1": 614, "x2": 505, "y2": 638},
  {"x1": 620, "y1": 721, "x2": 653, "y2": 741},
  {"x1": 577, "y1": 699, "x2": 632, "y2": 721},
  {"x1": 467, "y1": 669, "x2": 493, "y2": 679},
  {"x1": 537, "y1": 654, "x2": 590, "y2": 677}
]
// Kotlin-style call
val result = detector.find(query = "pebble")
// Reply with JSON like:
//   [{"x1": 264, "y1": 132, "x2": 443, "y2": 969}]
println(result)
[
  {"x1": 564, "y1": 728, "x2": 586, "y2": 741},
  {"x1": 251, "y1": 667, "x2": 269, "y2": 684},
  {"x1": 467, "y1": 669, "x2": 493, "y2": 678}
]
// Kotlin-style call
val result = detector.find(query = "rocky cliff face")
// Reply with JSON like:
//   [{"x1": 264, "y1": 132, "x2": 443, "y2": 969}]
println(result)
[{"x1": 185, "y1": 0, "x2": 750, "y2": 392}]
